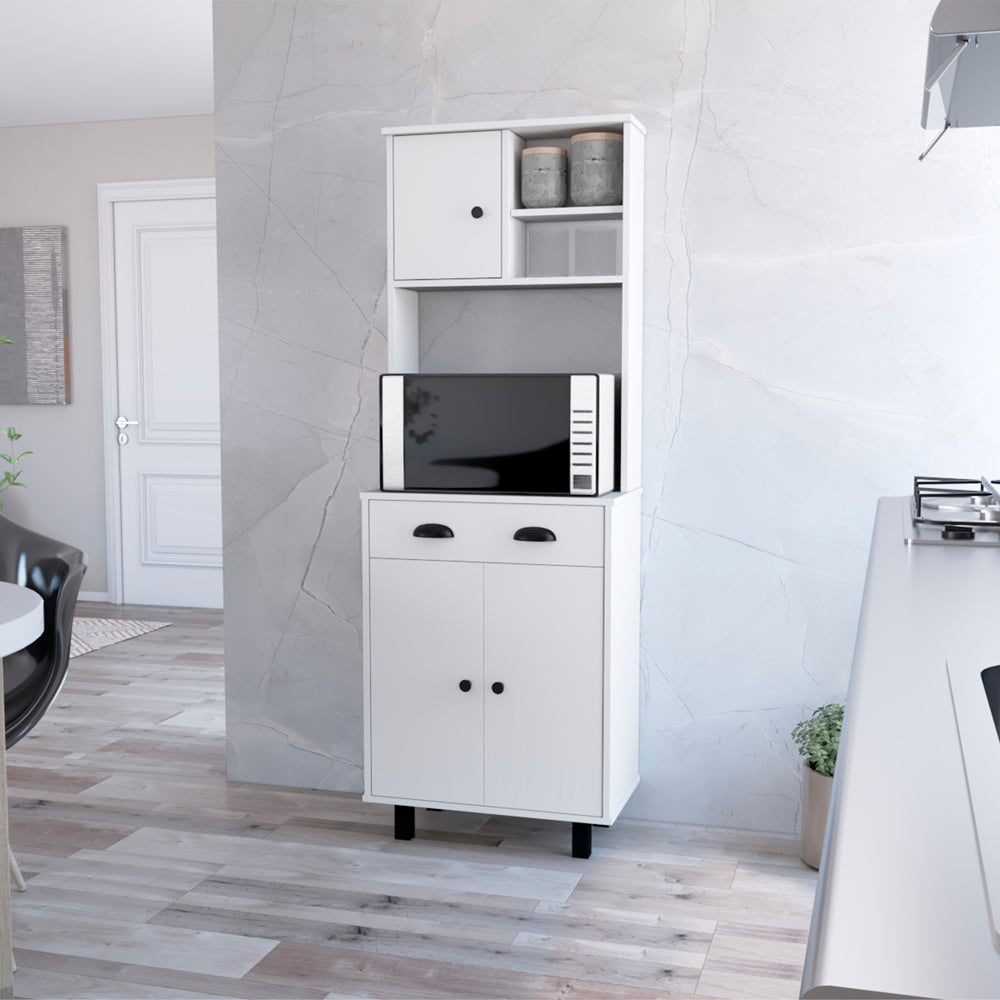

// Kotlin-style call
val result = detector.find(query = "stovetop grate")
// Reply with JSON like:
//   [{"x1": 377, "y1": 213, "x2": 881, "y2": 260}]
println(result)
[{"x1": 912, "y1": 476, "x2": 1000, "y2": 532}]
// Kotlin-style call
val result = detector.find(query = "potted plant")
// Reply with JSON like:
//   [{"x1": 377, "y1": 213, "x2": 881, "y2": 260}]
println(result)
[{"x1": 792, "y1": 702, "x2": 844, "y2": 869}]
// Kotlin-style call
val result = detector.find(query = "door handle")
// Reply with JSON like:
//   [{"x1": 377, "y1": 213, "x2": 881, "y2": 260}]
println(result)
[
  {"x1": 412, "y1": 523, "x2": 454, "y2": 538},
  {"x1": 513, "y1": 526, "x2": 556, "y2": 542},
  {"x1": 115, "y1": 415, "x2": 139, "y2": 445}
]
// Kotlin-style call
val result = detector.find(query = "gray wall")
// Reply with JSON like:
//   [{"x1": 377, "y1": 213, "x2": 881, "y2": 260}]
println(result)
[
  {"x1": 214, "y1": 0, "x2": 1000, "y2": 832},
  {"x1": 0, "y1": 116, "x2": 216, "y2": 593}
]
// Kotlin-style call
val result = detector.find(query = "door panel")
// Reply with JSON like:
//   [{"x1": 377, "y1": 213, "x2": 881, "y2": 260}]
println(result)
[
  {"x1": 141, "y1": 473, "x2": 225, "y2": 566},
  {"x1": 113, "y1": 195, "x2": 222, "y2": 607},
  {"x1": 393, "y1": 131, "x2": 502, "y2": 281},
  {"x1": 368, "y1": 558, "x2": 484, "y2": 805},
  {"x1": 138, "y1": 231, "x2": 220, "y2": 441},
  {"x1": 484, "y1": 563, "x2": 604, "y2": 816}
]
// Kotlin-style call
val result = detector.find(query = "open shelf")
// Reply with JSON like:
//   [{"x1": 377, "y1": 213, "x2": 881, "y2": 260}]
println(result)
[
  {"x1": 511, "y1": 206, "x2": 623, "y2": 223},
  {"x1": 394, "y1": 275, "x2": 623, "y2": 290}
]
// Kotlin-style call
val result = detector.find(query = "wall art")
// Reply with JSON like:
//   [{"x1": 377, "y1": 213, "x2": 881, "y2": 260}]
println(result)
[{"x1": 0, "y1": 226, "x2": 69, "y2": 404}]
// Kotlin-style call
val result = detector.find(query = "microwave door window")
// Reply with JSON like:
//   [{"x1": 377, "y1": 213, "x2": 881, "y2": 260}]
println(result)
[{"x1": 403, "y1": 376, "x2": 570, "y2": 493}]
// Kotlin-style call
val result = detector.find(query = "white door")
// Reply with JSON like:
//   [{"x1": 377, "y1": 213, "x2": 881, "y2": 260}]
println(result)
[
  {"x1": 484, "y1": 563, "x2": 604, "y2": 816},
  {"x1": 368, "y1": 558, "x2": 484, "y2": 804},
  {"x1": 392, "y1": 131, "x2": 502, "y2": 281},
  {"x1": 108, "y1": 190, "x2": 222, "y2": 608}
]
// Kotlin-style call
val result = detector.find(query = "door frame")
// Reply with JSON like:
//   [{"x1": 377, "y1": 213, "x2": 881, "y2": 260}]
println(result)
[{"x1": 97, "y1": 177, "x2": 217, "y2": 605}]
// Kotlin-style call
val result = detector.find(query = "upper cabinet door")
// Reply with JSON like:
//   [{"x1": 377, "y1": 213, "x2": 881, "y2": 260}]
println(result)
[{"x1": 392, "y1": 131, "x2": 502, "y2": 281}]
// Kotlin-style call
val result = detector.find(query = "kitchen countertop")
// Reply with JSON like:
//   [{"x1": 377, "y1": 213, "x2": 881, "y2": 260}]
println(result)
[{"x1": 801, "y1": 496, "x2": 1000, "y2": 998}]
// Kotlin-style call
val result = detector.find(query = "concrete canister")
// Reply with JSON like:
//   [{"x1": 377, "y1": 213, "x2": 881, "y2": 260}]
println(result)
[
  {"x1": 569, "y1": 132, "x2": 623, "y2": 206},
  {"x1": 520, "y1": 146, "x2": 568, "y2": 208}
]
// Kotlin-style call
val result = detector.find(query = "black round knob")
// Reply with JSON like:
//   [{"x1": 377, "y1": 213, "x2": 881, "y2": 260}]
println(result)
[
  {"x1": 470, "y1": 206, "x2": 484, "y2": 219},
  {"x1": 459, "y1": 679, "x2": 472, "y2": 692},
  {"x1": 491, "y1": 681, "x2": 504, "y2": 695}
]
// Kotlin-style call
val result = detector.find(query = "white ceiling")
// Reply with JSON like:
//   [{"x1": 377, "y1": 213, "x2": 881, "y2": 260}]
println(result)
[{"x1": 0, "y1": 0, "x2": 215, "y2": 128}]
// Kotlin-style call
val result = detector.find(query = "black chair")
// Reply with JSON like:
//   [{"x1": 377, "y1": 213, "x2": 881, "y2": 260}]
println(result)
[{"x1": 0, "y1": 513, "x2": 87, "y2": 749}]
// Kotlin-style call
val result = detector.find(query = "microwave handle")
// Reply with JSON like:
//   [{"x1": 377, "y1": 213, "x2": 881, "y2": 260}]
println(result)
[
  {"x1": 412, "y1": 522, "x2": 454, "y2": 539},
  {"x1": 513, "y1": 526, "x2": 557, "y2": 543}
]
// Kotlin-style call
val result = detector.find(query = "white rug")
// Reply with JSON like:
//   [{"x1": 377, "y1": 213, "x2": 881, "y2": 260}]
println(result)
[{"x1": 70, "y1": 617, "x2": 171, "y2": 658}]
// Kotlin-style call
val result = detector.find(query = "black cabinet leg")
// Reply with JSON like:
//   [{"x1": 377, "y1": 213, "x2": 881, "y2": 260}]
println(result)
[
  {"x1": 571, "y1": 822, "x2": 592, "y2": 859},
  {"x1": 394, "y1": 805, "x2": 415, "y2": 840}
]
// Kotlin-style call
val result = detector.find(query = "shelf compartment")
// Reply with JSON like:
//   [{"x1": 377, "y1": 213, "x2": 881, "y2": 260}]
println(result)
[{"x1": 523, "y1": 219, "x2": 621, "y2": 279}]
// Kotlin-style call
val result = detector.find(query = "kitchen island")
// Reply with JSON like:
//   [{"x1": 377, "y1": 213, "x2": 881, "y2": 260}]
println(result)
[{"x1": 801, "y1": 496, "x2": 1000, "y2": 998}]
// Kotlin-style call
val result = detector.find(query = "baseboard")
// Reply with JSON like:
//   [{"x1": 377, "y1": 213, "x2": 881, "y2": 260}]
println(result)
[{"x1": 78, "y1": 591, "x2": 112, "y2": 603}]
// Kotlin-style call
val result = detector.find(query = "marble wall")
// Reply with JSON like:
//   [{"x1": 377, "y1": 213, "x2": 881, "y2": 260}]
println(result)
[{"x1": 214, "y1": 0, "x2": 1000, "y2": 832}]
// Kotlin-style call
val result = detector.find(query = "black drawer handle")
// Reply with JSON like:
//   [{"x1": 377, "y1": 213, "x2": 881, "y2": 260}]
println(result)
[
  {"x1": 513, "y1": 526, "x2": 556, "y2": 542},
  {"x1": 471, "y1": 205, "x2": 484, "y2": 219},
  {"x1": 413, "y1": 523, "x2": 454, "y2": 538},
  {"x1": 491, "y1": 681, "x2": 504, "y2": 695},
  {"x1": 459, "y1": 679, "x2": 472, "y2": 692}
]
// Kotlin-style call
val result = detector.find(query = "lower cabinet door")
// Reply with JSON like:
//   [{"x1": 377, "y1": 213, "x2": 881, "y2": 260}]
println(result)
[
  {"x1": 483, "y1": 563, "x2": 605, "y2": 817},
  {"x1": 368, "y1": 558, "x2": 484, "y2": 804}
]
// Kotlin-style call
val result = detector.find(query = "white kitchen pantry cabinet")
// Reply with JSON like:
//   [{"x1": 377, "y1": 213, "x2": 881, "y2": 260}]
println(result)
[
  {"x1": 362, "y1": 492, "x2": 641, "y2": 857},
  {"x1": 364, "y1": 115, "x2": 645, "y2": 858}
]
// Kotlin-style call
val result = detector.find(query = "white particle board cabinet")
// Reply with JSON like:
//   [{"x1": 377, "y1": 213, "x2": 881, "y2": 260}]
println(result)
[
  {"x1": 366, "y1": 558, "x2": 605, "y2": 816},
  {"x1": 362, "y1": 491, "x2": 641, "y2": 850},
  {"x1": 364, "y1": 115, "x2": 645, "y2": 859}
]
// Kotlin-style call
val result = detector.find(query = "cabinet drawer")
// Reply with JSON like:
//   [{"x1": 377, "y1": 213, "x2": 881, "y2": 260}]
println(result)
[{"x1": 367, "y1": 499, "x2": 604, "y2": 566}]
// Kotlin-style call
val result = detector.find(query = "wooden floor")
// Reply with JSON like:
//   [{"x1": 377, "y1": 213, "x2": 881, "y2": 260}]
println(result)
[{"x1": 6, "y1": 603, "x2": 816, "y2": 999}]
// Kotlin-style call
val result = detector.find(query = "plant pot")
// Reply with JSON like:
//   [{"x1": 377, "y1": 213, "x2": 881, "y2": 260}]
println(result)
[{"x1": 800, "y1": 761, "x2": 833, "y2": 869}]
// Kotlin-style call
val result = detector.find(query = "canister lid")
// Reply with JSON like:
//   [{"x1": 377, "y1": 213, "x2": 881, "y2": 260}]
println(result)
[
  {"x1": 570, "y1": 131, "x2": 623, "y2": 143},
  {"x1": 521, "y1": 146, "x2": 567, "y2": 155}
]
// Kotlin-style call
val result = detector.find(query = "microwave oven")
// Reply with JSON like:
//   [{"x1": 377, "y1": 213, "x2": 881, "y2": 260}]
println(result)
[{"x1": 380, "y1": 373, "x2": 616, "y2": 496}]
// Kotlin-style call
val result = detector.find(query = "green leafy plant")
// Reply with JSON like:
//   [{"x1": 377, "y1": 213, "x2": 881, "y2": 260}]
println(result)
[
  {"x1": 0, "y1": 427, "x2": 30, "y2": 512},
  {"x1": 0, "y1": 336, "x2": 29, "y2": 510},
  {"x1": 792, "y1": 702, "x2": 844, "y2": 777}
]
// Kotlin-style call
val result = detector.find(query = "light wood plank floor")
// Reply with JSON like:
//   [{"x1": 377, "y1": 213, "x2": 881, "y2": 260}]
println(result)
[{"x1": 6, "y1": 603, "x2": 816, "y2": 999}]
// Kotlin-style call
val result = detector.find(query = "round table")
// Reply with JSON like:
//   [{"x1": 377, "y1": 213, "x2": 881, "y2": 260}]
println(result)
[
  {"x1": 0, "y1": 583, "x2": 42, "y2": 659},
  {"x1": 0, "y1": 581, "x2": 42, "y2": 998}
]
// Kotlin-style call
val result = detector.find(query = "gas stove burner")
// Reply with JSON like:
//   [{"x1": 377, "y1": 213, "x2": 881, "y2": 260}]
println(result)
[{"x1": 906, "y1": 476, "x2": 1000, "y2": 546}]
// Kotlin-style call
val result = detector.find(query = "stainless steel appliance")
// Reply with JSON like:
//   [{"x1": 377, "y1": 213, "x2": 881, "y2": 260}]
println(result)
[
  {"x1": 904, "y1": 475, "x2": 1000, "y2": 546},
  {"x1": 923, "y1": 1, "x2": 1000, "y2": 131},
  {"x1": 380, "y1": 373, "x2": 616, "y2": 496}
]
